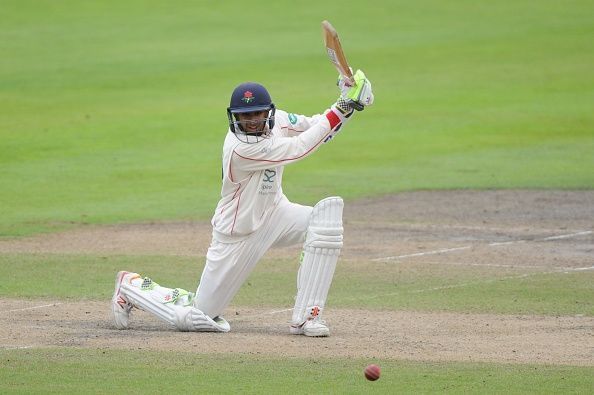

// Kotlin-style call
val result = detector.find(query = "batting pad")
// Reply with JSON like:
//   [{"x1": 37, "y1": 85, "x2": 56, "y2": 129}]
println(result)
[
  {"x1": 292, "y1": 196, "x2": 344, "y2": 325},
  {"x1": 120, "y1": 277, "x2": 230, "y2": 332}
]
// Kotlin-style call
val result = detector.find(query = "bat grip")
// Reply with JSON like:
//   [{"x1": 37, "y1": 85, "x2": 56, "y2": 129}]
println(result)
[{"x1": 349, "y1": 100, "x2": 365, "y2": 111}]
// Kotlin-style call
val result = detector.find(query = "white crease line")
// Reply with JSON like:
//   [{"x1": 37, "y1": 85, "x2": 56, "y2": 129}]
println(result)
[
  {"x1": 372, "y1": 246, "x2": 471, "y2": 262},
  {"x1": 410, "y1": 265, "x2": 594, "y2": 294},
  {"x1": 416, "y1": 261, "x2": 583, "y2": 270},
  {"x1": 0, "y1": 303, "x2": 62, "y2": 314},
  {"x1": 569, "y1": 265, "x2": 594, "y2": 272},
  {"x1": 232, "y1": 307, "x2": 292, "y2": 322},
  {"x1": 409, "y1": 273, "x2": 534, "y2": 294},
  {"x1": 236, "y1": 265, "x2": 594, "y2": 321},
  {"x1": 0, "y1": 345, "x2": 35, "y2": 350},
  {"x1": 264, "y1": 308, "x2": 292, "y2": 315},
  {"x1": 357, "y1": 264, "x2": 594, "y2": 300},
  {"x1": 373, "y1": 230, "x2": 592, "y2": 262},
  {"x1": 541, "y1": 230, "x2": 592, "y2": 241},
  {"x1": 488, "y1": 240, "x2": 526, "y2": 246}
]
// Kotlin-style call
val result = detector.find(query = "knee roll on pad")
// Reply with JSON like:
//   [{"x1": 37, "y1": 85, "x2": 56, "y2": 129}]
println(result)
[
  {"x1": 304, "y1": 197, "x2": 344, "y2": 249},
  {"x1": 292, "y1": 196, "x2": 344, "y2": 325}
]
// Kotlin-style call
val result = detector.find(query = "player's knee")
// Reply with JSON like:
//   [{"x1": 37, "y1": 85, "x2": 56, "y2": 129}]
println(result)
[{"x1": 305, "y1": 197, "x2": 344, "y2": 250}]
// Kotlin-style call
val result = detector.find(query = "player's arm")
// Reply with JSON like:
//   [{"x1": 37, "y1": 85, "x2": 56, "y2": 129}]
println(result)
[
  {"x1": 277, "y1": 110, "x2": 326, "y2": 137},
  {"x1": 231, "y1": 103, "x2": 350, "y2": 171},
  {"x1": 322, "y1": 69, "x2": 374, "y2": 143},
  {"x1": 280, "y1": 70, "x2": 373, "y2": 137},
  {"x1": 232, "y1": 72, "x2": 373, "y2": 170}
]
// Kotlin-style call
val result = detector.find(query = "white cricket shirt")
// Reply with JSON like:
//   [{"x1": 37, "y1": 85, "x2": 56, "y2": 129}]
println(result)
[{"x1": 211, "y1": 108, "x2": 342, "y2": 242}]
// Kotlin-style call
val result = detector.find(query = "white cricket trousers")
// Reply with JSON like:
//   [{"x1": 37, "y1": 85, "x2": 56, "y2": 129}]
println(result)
[{"x1": 195, "y1": 198, "x2": 312, "y2": 318}]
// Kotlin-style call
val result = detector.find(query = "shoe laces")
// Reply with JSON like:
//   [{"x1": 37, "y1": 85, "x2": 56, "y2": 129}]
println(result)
[{"x1": 308, "y1": 315, "x2": 326, "y2": 326}]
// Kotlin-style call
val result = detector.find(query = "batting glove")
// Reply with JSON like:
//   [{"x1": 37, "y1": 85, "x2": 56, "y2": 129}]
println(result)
[{"x1": 338, "y1": 69, "x2": 374, "y2": 111}]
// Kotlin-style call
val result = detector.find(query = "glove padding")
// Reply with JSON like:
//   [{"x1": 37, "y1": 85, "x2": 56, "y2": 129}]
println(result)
[
  {"x1": 337, "y1": 69, "x2": 374, "y2": 111},
  {"x1": 333, "y1": 97, "x2": 355, "y2": 118}
]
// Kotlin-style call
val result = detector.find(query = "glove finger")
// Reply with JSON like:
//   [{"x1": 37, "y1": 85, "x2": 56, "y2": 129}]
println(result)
[
  {"x1": 367, "y1": 91, "x2": 374, "y2": 106},
  {"x1": 357, "y1": 80, "x2": 374, "y2": 106}
]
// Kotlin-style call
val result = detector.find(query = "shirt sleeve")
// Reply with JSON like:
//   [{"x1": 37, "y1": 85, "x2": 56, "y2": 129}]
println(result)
[
  {"x1": 231, "y1": 111, "x2": 342, "y2": 172},
  {"x1": 278, "y1": 111, "x2": 326, "y2": 137}
]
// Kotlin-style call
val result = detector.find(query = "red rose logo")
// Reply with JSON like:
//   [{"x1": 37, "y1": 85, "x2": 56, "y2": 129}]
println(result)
[{"x1": 242, "y1": 91, "x2": 254, "y2": 103}]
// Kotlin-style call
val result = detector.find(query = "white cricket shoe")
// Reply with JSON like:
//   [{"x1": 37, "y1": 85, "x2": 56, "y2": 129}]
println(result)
[
  {"x1": 111, "y1": 271, "x2": 135, "y2": 329},
  {"x1": 290, "y1": 317, "x2": 330, "y2": 337}
]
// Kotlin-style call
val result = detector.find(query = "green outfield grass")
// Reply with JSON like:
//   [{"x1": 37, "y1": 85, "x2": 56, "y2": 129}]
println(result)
[
  {"x1": 2, "y1": 1, "x2": 593, "y2": 393},
  {"x1": 2, "y1": 0, "x2": 593, "y2": 236},
  {"x1": 1, "y1": 254, "x2": 592, "y2": 317},
  {"x1": 1, "y1": 349, "x2": 592, "y2": 394}
]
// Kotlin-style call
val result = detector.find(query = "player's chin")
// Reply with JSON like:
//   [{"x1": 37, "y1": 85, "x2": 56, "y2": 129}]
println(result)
[{"x1": 246, "y1": 126, "x2": 262, "y2": 133}]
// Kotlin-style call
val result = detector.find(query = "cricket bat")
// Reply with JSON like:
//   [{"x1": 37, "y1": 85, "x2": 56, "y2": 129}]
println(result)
[{"x1": 322, "y1": 20, "x2": 355, "y2": 86}]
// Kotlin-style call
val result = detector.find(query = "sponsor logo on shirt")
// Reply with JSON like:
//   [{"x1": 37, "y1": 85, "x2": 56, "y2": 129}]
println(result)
[
  {"x1": 259, "y1": 169, "x2": 277, "y2": 196},
  {"x1": 263, "y1": 169, "x2": 276, "y2": 182},
  {"x1": 288, "y1": 113, "x2": 298, "y2": 125}
]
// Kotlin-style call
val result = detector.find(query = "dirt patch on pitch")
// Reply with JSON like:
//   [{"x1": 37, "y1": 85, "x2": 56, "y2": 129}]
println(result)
[
  {"x1": 1, "y1": 190, "x2": 593, "y2": 364},
  {"x1": 1, "y1": 299, "x2": 593, "y2": 366}
]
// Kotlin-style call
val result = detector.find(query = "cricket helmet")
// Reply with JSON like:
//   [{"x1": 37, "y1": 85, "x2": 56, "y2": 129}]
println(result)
[{"x1": 227, "y1": 82, "x2": 276, "y2": 136}]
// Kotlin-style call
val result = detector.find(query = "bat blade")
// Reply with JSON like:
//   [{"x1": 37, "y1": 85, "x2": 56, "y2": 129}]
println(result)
[{"x1": 322, "y1": 20, "x2": 354, "y2": 85}]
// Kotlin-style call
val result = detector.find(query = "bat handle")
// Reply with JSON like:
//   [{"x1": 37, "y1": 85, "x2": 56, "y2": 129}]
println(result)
[{"x1": 350, "y1": 100, "x2": 365, "y2": 111}]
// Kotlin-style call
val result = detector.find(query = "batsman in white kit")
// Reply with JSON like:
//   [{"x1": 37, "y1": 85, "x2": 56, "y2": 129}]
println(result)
[{"x1": 111, "y1": 70, "x2": 373, "y2": 336}]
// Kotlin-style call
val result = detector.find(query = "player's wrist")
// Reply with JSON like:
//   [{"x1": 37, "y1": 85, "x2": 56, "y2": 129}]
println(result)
[
  {"x1": 324, "y1": 99, "x2": 354, "y2": 133},
  {"x1": 334, "y1": 97, "x2": 355, "y2": 117}
]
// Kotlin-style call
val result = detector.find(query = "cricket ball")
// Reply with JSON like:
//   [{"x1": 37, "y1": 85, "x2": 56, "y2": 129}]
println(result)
[{"x1": 364, "y1": 364, "x2": 381, "y2": 381}]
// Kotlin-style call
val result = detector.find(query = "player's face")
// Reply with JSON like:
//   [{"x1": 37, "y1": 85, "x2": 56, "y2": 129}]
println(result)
[{"x1": 236, "y1": 110, "x2": 268, "y2": 133}]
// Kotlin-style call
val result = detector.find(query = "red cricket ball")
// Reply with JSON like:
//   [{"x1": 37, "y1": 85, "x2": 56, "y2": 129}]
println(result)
[{"x1": 364, "y1": 364, "x2": 381, "y2": 381}]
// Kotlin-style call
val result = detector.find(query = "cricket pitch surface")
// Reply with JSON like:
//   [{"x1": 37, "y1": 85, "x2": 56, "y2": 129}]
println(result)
[{"x1": 1, "y1": 190, "x2": 593, "y2": 365}]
